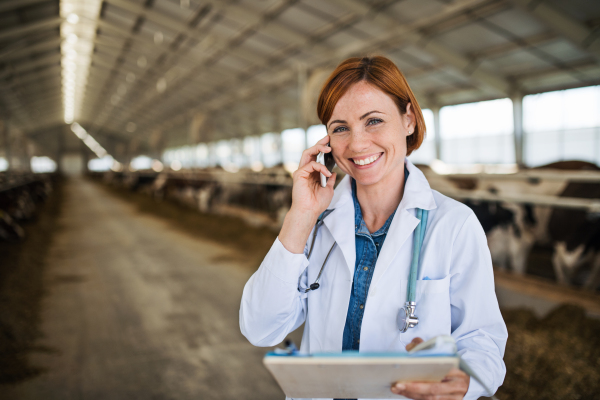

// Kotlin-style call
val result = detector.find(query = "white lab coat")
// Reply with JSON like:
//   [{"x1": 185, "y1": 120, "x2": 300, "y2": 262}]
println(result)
[{"x1": 240, "y1": 159, "x2": 507, "y2": 400}]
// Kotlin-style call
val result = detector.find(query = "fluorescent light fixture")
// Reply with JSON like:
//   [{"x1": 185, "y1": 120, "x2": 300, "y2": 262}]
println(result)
[
  {"x1": 67, "y1": 13, "x2": 79, "y2": 24},
  {"x1": 61, "y1": 0, "x2": 102, "y2": 124},
  {"x1": 71, "y1": 122, "x2": 111, "y2": 159}
]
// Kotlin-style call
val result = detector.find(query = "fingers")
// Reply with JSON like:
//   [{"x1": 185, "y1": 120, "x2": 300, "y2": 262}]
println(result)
[
  {"x1": 391, "y1": 369, "x2": 470, "y2": 400},
  {"x1": 317, "y1": 135, "x2": 330, "y2": 145},
  {"x1": 443, "y1": 368, "x2": 469, "y2": 380},
  {"x1": 405, "y1": 337, "x2": 424, "y2": 351},
  {"x1": 293, "y1": 161, "x2": 332, "y2": 181},
  {"x1": 299, "y1": 140, "x2": 331, "y2": 168},
  {"x1": 326, "y1": 172, "x2": 337, "y2": 190}
]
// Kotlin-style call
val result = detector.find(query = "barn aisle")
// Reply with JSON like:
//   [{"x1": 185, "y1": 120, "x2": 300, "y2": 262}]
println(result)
[{"x1": 3, "y1": 178, "x2": 287, "y2": 400}]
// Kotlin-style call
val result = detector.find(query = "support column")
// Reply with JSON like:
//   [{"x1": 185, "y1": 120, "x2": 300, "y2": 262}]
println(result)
[
  {"x1": 257, "y1": 134, "x2": 264, "y2": 168},
  {"x1": 56, "y1": 127, "x2": 64, "y2": 174},
  {"x1": 1, "y1": 119, "x2": 9, "y2": 172},
  {"x1": 297, "y1": 63, "x2": 309, "y2": 150},
  {"x1": 512, "y1": 93, "x2": 524, "y2": 167},
  {"x1": 81, "y1": 139, "x2": 89, "y2": 174},
  {"x1": 272, "y1": 105, "x2": 285, "y2": 165},
  {"x1": 432, "y1": 106, "x2": 442, "y2": 161}
]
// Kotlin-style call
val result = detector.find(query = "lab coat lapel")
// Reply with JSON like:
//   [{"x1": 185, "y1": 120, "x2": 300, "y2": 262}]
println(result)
[
  {"x1": 372, "y1": 160, "x2": 438, "y2": 286},
  {"x1": 323, "y1": 176, "x2": 355, "y2": 276},
  {"x1": 371, "y1": 209, "x2": 418, "y2": 287}
]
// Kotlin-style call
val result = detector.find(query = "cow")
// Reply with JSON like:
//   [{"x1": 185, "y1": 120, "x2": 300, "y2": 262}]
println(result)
[
  {"x1": 420, "y1": 161, "x2": 600, "y2": 288},
  {"x1": 548, "y1": 181, "x2": 600, "y2": 288},
  {"x1": 461, "y1": 199, "x2": 537, "y2": 275}
]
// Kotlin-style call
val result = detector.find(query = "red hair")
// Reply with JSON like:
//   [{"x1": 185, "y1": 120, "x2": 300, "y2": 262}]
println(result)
[{"x1": 317, "y1": 56, "x2": 426, "y2": 155}]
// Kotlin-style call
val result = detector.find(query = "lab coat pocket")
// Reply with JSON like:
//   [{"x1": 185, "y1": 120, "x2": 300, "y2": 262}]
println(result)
[
  {"x1": 416, "y1": 275, "x2": 451, "y2": 295},
  {"x1": 410, "y1": 275, "x2": 452, "y2": 338}
]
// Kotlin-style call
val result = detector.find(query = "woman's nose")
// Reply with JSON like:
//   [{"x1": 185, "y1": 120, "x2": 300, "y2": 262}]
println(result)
[{"x1": 348, "y1": 129, "x2": 370, "y2": 153}]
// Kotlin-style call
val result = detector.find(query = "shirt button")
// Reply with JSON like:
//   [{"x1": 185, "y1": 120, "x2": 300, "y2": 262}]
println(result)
[
  {"x1": 359, "y1": 304, "x2": 364, "y2": 309},
  {"x1": 363, "y1": 267, "x2": 368, "y2": 271}
]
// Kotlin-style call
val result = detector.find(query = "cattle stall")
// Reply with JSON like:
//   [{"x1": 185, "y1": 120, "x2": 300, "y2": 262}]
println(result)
[
  {"x1": 91, "y1": 163, "x2": 600, "y2": 316},
  {"x1": 0, "y1": 172, "x2": 56, "y2": 243}
]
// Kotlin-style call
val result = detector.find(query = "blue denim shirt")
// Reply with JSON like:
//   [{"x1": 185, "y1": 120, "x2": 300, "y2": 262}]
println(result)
[{"x1": 341, "y1": 166, "x2": 409, "y2": 351}]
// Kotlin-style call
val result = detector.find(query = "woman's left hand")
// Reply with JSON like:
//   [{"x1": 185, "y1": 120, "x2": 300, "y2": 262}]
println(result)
[{"x1": 391, "y1": 337, "x2": 470, "y2": 399}]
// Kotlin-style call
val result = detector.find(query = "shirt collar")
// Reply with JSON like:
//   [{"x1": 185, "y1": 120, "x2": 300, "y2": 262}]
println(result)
[
  {"x1": 327, "y1": 158, "x2": 438, "y2": 215},
  {"x1": 351, "y1": 164, "x2": 409, "y2": 237}
]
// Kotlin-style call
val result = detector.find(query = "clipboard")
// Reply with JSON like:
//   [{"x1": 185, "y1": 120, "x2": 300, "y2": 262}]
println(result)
[{"x1": 264, "y1": 351, "x2": 459, "y2": 399}]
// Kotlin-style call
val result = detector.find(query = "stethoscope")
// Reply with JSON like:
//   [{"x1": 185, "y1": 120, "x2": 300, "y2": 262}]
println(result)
[{"x1": 298, "y1": 208, "x2": 429, "y2": 333}]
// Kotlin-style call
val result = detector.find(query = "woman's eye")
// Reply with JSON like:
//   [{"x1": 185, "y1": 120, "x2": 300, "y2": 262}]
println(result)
[
  {"x1": 332, "y1": 126, "x2": 348, "y2": 134},
  {"x1": 367, "y1": 118, "x2": 383, "y2": 126}
]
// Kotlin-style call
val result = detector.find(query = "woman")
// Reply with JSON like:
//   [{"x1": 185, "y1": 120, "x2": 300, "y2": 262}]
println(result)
[{"x1": 240, "y1": 56, "x2": 507, "y2": 400}]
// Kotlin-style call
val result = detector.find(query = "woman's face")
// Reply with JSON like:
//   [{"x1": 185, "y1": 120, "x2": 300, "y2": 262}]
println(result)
[{"x1": 327, "y1": 81, "x2": 415, "y2": 188}]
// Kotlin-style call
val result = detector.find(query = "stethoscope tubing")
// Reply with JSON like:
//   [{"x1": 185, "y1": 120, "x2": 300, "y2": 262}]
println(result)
[
  {"x1": 408, "y1": 209, "x2": 428, "y2": 303},
  {"x1": 300, "y1": 208, "x2": 428, "y2": 303}
]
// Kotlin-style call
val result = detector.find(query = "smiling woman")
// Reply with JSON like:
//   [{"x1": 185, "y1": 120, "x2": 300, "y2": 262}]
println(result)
[
  {"x1": 318, "y1": 56, "x2": 427, "y2": 157},
  {"x1": 240, "y1": 56, "x2": 507, "y2": 400}
]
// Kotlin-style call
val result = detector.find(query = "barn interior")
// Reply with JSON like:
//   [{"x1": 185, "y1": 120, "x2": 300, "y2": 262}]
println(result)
[{"x1": 1, "y1": 0, "x2": 600, "y2": 399}]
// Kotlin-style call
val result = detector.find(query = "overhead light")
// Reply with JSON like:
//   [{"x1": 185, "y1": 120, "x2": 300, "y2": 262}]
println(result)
[
  {"x1": 61, "y1": 0, "x2": 102, "y2": 125},
  {"x1": 71, "y1": 123, "x2": 111, "y2": 159},
  {"x1": 66, "y1": 33, "x2": 78, "y2": 44},
  {"x1": 67, "y1": 13, "x2": 79, "y2": 24}
]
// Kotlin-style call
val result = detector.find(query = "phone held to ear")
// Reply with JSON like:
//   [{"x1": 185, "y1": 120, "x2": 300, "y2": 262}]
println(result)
[{"x1": 316, "y1": 143, "x2": 336, "y2": 188}]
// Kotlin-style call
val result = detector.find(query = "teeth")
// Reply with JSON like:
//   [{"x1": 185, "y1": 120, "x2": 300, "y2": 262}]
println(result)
[{"x1": 353, "y1": 154, "x2": 381, "y2": 166}]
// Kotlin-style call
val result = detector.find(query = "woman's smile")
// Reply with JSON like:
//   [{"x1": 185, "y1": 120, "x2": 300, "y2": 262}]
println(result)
[
  {"x1": 328, "y1": 80, "x2": 414, "y2": 188},
  {"x1": 350, "y1": 152, "x2": 383, "y2": 168}
]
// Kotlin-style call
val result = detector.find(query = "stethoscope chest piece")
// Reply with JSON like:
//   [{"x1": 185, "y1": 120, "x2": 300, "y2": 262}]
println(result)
[{"x1": 397, "y1": 301, "x2": 419, "y2": 332}]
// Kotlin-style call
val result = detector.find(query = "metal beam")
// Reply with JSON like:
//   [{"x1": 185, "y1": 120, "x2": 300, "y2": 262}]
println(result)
[
  {"x1": 331, "y1": 0, "x2": 512, "y2": 94},
  {"x1": 96, "y1": 0, "x2": 335, "y2": 129},
  {"x1": 0, "y1": 16, "x2": 62, "y2": 42},
  {"x1": 0, "y1": 52, "x2": 61, "y2": 80},
  {"x1": 510, "y1": 0, "x2": 600, "y2": 61},
  {"x1": 469, "y1": 31, "x2": 557, "y2": 59},
  {"x1": 0, "y1": 0, "x2": 51, "y2": 13},
  {"x1": 7, "y1": 66, "x2": 62, "y2": 89},
  {"x1": 0, "y1": 37, "x2": 61, "y2": 63},
  {"x1": 142, "y1": 0, "x2": 507, "y2": 133}
]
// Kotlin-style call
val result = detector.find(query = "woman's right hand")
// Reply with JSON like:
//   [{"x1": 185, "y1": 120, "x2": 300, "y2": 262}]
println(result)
[
  {"x1": 278, "y1": 136, "x2": 337, "y2": 254},
  {"x1": 291, "y1": 135, "x2": 337, "y2": 216}
]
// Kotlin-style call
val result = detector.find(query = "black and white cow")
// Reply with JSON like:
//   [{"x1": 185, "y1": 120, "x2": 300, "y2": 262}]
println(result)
[{"x1": 548, "y1": 181, "x2": 600, "y2": 288}]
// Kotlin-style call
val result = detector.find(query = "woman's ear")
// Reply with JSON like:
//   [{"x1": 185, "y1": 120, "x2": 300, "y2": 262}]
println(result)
[{"x1": 405, "y1": 103, "x2": 416, "y2": 136}]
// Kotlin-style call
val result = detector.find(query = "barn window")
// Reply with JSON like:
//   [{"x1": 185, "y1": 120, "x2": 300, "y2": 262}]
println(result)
[
  {"x1": 524, "y1": 85, "x2": 600, "y2": 167},
  {"x1": 440, "y1": 99, "x2": 514, "y2": 165},
  {"x1": 408, "y1": 108, "x2": 436, "y2": 165}
]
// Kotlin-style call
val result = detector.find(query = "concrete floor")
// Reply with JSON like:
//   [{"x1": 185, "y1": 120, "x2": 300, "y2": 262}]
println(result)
[{"x1": 4, "y1": 178, "x2": 297, "y2": 400}]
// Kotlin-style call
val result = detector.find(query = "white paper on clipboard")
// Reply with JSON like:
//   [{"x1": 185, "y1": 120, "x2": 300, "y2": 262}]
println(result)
[{"x1": 263, "y1": 352, "x2": 459, "y2": 399}]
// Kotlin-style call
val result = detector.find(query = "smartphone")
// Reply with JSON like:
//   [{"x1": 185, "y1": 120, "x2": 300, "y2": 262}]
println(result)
[{"x1": 316, "y1": 143, "x2": 336, "y2": 188}]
